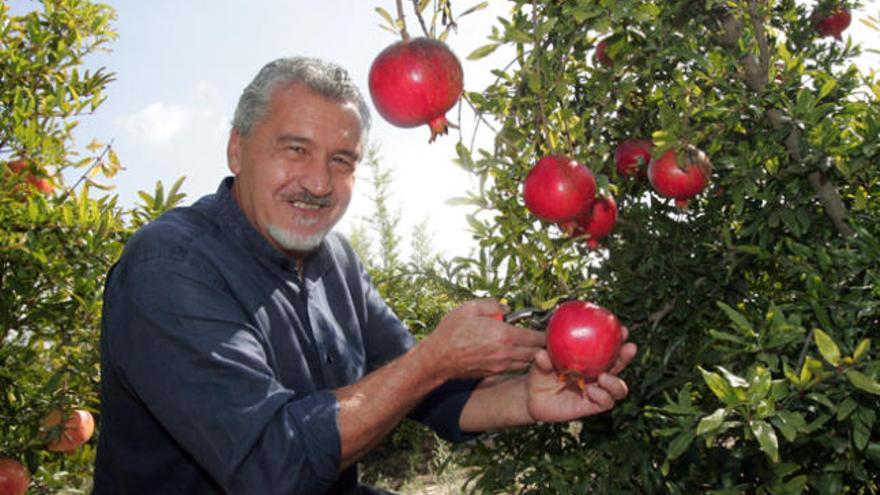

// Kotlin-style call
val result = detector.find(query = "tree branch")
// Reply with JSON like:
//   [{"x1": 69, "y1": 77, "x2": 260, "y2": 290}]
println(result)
[
  {"x1": 725, "y1": 3, "x2": 856, "y2": 239},
  {"x1": 766, "y1": 109, "x2": 855, "y2": 238}
]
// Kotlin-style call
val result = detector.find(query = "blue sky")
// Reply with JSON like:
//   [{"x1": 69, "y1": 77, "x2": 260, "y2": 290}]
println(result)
[{"x1": 10, "y1": 1, "x2": 879, "y2": 259}]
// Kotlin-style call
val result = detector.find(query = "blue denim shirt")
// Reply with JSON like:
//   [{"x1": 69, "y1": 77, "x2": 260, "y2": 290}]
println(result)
[{"x1": 92, "y1": 177, "x2": 478, "y2": 495}]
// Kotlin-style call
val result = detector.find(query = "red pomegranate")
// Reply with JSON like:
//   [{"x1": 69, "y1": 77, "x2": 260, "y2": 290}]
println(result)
[
  {"x1": 579, "y1": 195, "x2": 618, "y2": 250},
  {"x1": 0, "y1": 458, "x2": 29, "y2": 495},
  {"x1": 815, "y1": 9, "x2": 851, "y2": 40},
  {"x1": 523, "y1": 155, "x2": 596, "y2": 223},
  {"x1": 647, "y1": 145, "x2": 711, "y2": 209},
  {"x1": 546, "y1": 300, "x2": 623, "y2": 390},
  {"x1": 595, "y1": 38, "x2": 613, "y2": 67},
  {"x1": 368, "y1": 37, "x2": 464, "y2": 142},
  {"x1": 614, "y1": 138, "x2": 653, "y2": 177}
]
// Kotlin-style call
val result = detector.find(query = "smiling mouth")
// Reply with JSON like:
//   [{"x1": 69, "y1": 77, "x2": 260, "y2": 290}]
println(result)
[{"x1": 290, "y1": 200, "x2": 325, "y2": 210}]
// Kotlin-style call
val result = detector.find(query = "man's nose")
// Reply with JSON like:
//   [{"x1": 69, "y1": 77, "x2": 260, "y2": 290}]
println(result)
[{"x1": 298, "y1": 156, "x2": 333, "y2": 197}]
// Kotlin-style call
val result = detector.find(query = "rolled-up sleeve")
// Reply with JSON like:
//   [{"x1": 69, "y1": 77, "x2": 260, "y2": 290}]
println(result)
[
  {"x1": 355, "y1": 254, "x2": 480, "y2": 444},
  {"x1": 104, "y1": 257, "x2": 340, "y2": 494}
]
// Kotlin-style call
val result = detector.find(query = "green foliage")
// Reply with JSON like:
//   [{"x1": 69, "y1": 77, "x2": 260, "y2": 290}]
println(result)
[
  {"x1": 447, "y1": 0, "x2": 880, "y2": 492},
  {"x1": 0, "y1": 1, "x2": 188, "y2": 491},
  {"x1": 353, "y1": 147, "x2": 472, "y2": 488}
]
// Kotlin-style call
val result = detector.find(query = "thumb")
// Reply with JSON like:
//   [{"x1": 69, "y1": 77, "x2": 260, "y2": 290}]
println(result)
[{"x1": 533, "y1": 349, "x2": 554, "y2": 373}]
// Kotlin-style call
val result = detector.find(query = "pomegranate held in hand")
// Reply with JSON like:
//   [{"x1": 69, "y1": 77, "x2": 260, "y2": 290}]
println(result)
[
  {"x1": 815, "y1": 9, "x2": 851, "y2": 40},
  {"x1": 368, "y1": 37, "x2": 464, "y2": 142},
  {"x1": 0, "y1": 458, "x2": 29, "y2": 495},
  {"x1": 614, "y1": 138, "x2": 653, "y2": 178},
  {"x1": 523, "y1": 155, "x2": 596, "y2": 223},
  {"x1": 546, "y1": 301, "x2": 623, "y2": 390},
  {"x1": 580, "y1": 195, "x2": 618, "y2": 250},
  {"x1": 648, "y1": 145, "x2": 711, "y2": 209}
]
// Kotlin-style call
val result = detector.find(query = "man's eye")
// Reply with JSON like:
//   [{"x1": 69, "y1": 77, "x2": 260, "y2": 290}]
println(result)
[{"x1": 332, "y1": 156, "x2": 355, "y2": 169}]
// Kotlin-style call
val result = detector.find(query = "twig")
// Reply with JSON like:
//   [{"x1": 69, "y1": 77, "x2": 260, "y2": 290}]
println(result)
[
  {"x1": 410, "y1": 0, "x2": 430, "y2": 37},
  {"x1": 395, "y1": 0, "x2": 410, "y2": 41},
  {"x1": 59, "y1": 139, "x2": 114, "y2": 203}
]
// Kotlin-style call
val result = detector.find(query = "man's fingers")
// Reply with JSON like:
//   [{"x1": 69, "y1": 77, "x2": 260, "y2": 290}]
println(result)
[
  {"x1": 507, "y1": 345, "x2": 542, "y2": 363},
  {"x1": 584, "y1": 383, "x2": 615, "y2": 410},
  {"x1": 609, "y1": 342, "x2": 638, "y2": 375},
  {"x1": 504, "y1": 326, "x2": 546, "y2": 347},
  {"x1": 597, "y1": 373, "x2": 630, "y2": 401},
  {"x1": 533, "y1": 349, "x2": 554, "y2": 372}
]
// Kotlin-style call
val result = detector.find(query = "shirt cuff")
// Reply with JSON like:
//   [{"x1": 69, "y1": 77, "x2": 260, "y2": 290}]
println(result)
[
  {"x1": 289, "y1": 390, "x2": 341, "y2": 484},
  {"x1": 408, "y1": 378, "x2": 481, "y2": 443}
]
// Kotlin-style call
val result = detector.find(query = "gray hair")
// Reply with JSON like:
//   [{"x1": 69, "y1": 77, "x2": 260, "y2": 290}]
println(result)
[{"x1": 231, "y1": 56, "x2": 371, "y2": 137}]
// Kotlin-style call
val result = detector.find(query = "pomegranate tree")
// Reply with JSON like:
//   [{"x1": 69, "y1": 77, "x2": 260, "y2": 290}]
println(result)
[
  {"x1": 647, "y1": 145, "x2": 711, "y2": 209},
  {"x1": 0, "y1": 458, "x2": 29, "y2": 495},
  {"x1": 368, "y1": 37, "x2": 464, "y2": 142},
  {"x1": 614, "y1": 138, "x2": 653, "y2": 178},
  {"x1": 546, "y1": 301, "x2": 623, "y2": 390},
  {"x1": 815, "y1": 9, "x2": 851, "y2": 40},
  {"x1": 523, "y1": 155, "x2": 596, "y2": 223}
]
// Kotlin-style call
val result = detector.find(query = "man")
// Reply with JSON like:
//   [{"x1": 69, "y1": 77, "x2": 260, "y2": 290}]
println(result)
[{"x1": 93, "y1": 57, "x2": 637, "y2": 494}]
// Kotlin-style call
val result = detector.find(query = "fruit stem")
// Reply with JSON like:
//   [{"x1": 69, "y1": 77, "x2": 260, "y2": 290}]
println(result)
[
  {"x1": 395, "y1": 0, "x2": 410, "y2": 41},
  {"x1": 409, "y1": 0, "x2": 431, "y2": 37}
]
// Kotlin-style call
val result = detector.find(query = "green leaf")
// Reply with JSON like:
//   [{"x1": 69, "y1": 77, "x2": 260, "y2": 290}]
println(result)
[
  {"x1": 374, "y1": 7, "x2": 396, "y2": 30},
  {"x1": 505, "y1": 27, "x2": 532, "y2": 44},
  {"x1": 853, "y1": 339, "x2": 870, "y2": 361},
  {"x1": 852, "y1": 407, "x2": 875, "y2": 451},
  {"x1": 813, "y1": 329, "x2": 840, "y2": 366},
  {"x1": 836, "y1": 397, "x2": 858, "y2": 421},
  {"x1": 716, "y1": 302, "x2": 756, "y2": 337},
  {"x1": 784, "y1": 475, "x2": 808, "y2": 495},
  {"x1": 666, "y1": 430, "x2": 695, "y2": 460},
  {"x1": 697, "y1": 408, "x2": 727, "y2": 435},
  {"x1": 751, "y1": 420, "x2": 780, "y2": 463},
  {"x1": 749, "y1": 367, "x2": 772, "y2": 402},
  {"x1": 700, "y1": 367, "x2": 736, "y2": 404},
  {"x1": 445, "y1": 196, "x2": 478, "y2": 207},
  {"x1": 467, "y1": 43, "x2": 500, "y2": 61},
  {"x1": 818, "y1": 78, "x2": 837, "y2": 100},
  {"x1": 845, "y1": 370, "x2": 880, "y2": 395},
  {"x1": 455, "y1": 142, "x2": 475, "y2": 171},
  {"x1": 457, "y1": 1, "x2": 488, "y2": 19},
  {"x1": 717, "y1": 366, "x2": 748, "y2": 388}
]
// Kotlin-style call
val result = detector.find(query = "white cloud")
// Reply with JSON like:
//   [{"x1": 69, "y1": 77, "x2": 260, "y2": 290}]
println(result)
[{"x1": 116, "y1": 102, "x2": 194, "y2": 146}]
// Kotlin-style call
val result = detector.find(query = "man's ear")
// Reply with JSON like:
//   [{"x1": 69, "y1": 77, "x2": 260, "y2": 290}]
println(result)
[{"x1": 227, "y1": 129, "x2": 242, "y2": 175}]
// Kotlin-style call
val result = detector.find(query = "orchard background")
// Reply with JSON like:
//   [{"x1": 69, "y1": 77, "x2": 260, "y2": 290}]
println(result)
[{"x1": 2, "y1": 0, "x2": 879, "y2": 494}]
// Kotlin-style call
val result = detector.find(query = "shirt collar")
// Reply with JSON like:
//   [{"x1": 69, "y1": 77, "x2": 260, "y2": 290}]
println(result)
[{"x1": 213, "y1": 176, "x2": 332, "y2": 281}]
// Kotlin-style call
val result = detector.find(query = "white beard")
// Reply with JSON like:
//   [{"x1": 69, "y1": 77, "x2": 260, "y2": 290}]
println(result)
[
  {"x1": 267, "y1": 223, "x2": 327, "y2": 252},
  {"x1": 266, "y1": 199, "x2": 349, "y2": 253}
]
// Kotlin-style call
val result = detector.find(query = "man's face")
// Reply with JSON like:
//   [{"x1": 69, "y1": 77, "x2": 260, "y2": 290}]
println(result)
[{"x1": 227, "y1": 83, "x2": 363, "y2": 256}]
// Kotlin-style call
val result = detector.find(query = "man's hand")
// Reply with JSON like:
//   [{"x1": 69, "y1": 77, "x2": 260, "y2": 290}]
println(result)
[
  {"x1": 421, "y1": 299, "x2": 546, "y2": 381},
  {"x1": 526, "y1": 327, "x2": 637, "y2": 423}
]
